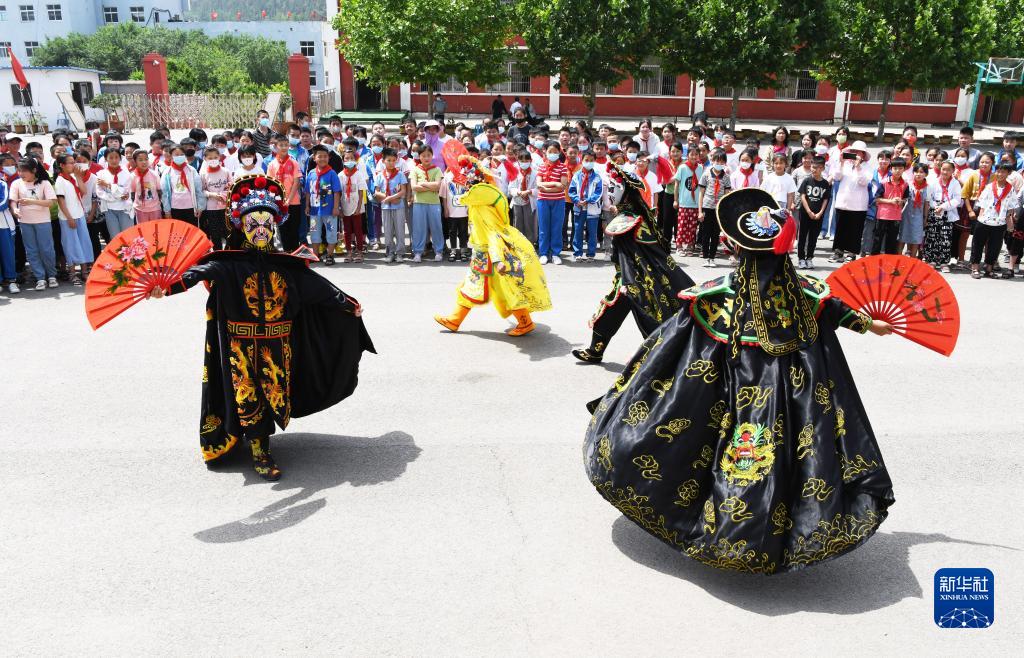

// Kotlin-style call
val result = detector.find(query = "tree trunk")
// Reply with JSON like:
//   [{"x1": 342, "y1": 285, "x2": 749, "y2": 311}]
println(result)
[
  {"x1": 426, "y1": 82, "x2": 434, "y2": 121},
  {"x1": 730, "y1": 89, "x2": 739, "y2": 131},
  {"x1": 875, "y1": 91, "x2": 890, "y2": 142},
  {"x1": 379, "y1": 85, "x2": 389, "y2": 110},
  {"x1": 587, "y1": 81, "x2": 597, "y2": 125}
]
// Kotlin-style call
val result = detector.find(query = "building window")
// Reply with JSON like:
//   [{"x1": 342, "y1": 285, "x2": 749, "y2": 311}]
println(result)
[
  {"x1": 11, "y1": 83, "x2": 32, "y2": 106},
  {"x1": 0, "y1": 5, "x2": 7, "y2": 21},
  {"x1": 103, "y1": 6, "x2": 118, "y2": 23},
  {"x1": 565, "y1": 81, "x2": 613, "y2": 95},
  {"x1": 435, "y1": 76, "x2": 467, "y2": 93},
  {"x1": 632, "y1": 65, "x2": 673, "y2": 96},
  {"x1": 911, "y1": 88, "x2": 945, "y2": 104},
  {"x1": 71, "y1": 80, "x2": 94, "y2": 110},
  {"x1": 19, "y1": 4, "x2": 33, "y2": 21},
  {"x1": 776, "y1": 70, "x2": 818, "y2": 100},
  {"x1": 130, "y1": 6, "x2": 144, "y2": 22},
  {"x1": 862, "y1": 86, "x2": 893, "y2": 102},
  {"x1": 712, "y1": 85, "x2": 757, "y2": 99},
  {"x1": 46, "y1": 3, "x2": 61, "y2": 20},
  {"x1": 24, "y1": 40, "x2": 38, "y2": 57},
  {"x1": 299, "y1": 40, "x2": 315, "y2": 58},
  {"x1": 0, "y1": 41, "x2": 11, "y2": 58},
  {"x1": 308, "y1": 72, "x2": 316, "y2": 88},
  {"x1": 487, "y1": 60, "x2": 530, "y2": 94}
]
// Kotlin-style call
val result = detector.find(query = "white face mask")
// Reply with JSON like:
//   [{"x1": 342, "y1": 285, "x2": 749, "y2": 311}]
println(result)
[
  {"x1": 241, "y1": 157, "x2": 255, "y2": 166},
  {"x1": 740, "y1": 162, "x2": 752, "y2": 171},
  {"x1": 814, "y1": 145, "x2": 828, "y2": 155},
  {"x1": 626, "y1": 152, "x2": 638, "y2": 162},
  {"x1": 76, "y1": 162, "x2": 89, "y2": 172},
  {"x1": 954, "y1": 156, "x2": 968, "y2": 166}
]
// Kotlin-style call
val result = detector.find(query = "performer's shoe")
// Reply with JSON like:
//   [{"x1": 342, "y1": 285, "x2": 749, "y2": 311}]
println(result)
[
  {"x1": 249, "y1": 437, "x2": 282, "y2": 482},
  {"x1": 572, "y1": 348, "x2": 603, "y2": 363},
  {"x1": 434, "y1": 305, "x2": 470, "y2": 332},
  {"x1": 507, "y1": 309, "x2": 535, "y2": 336}
]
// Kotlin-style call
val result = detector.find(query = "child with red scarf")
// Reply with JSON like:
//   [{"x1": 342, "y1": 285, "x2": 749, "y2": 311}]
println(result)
[
  {"x1": 53, "y1": 154, "x2": 94, "y2": 286},
  {"x1": 971, "y1": 162, "x2": 1018, "y2": 278},
  {"x1": 266, "y1": 135, "x2": 302, "y2": 251},
  {"x1": 695, "y1": 149, "x2": 732, "y2": 267},
  {"x1": 160, "y1": 145, "x2": 205, "y2": 224},
  {"x1": 305, "y1": 145, "x2": 342, "y2": 265},
  {"x1": 200, "y1": 146, "x2": 232, "y2": 249},
  {"x1": 130, "y1": 150, "x2": 162, "y2": 222},
  {"x1": 872, "y1": 157, "x2": 909, "y2": 255},
  {"x1": 339, "y1": 150, "x2": 368, "y2": 262},
  {"x1": 898, "y1": 163, "x2": 929, "y2": 258},
  {"x1": 924, "y1": 160, "x2": 962, "y2": 272},
  {"x1": 408, "y1": 145, "x2": 445, "y2": 263},
  {"x1": 672, "y1": 145, "x2": 703, "y2": 255}
]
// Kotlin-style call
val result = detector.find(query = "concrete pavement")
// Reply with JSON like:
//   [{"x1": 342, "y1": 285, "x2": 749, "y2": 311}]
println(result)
[{"x1": 2, "y1": 249, "x2": 1021, "y2": 654}]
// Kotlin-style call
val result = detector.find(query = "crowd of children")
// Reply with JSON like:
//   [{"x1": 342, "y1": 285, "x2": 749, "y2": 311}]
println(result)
[{"x1": 1, "y1": 114, "x2": 1021, "y2": 295}]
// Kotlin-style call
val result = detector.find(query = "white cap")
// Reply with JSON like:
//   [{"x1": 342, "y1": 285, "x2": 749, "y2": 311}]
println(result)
[
  {"x1": 4, "y1": 132, "x2": 23, "y2": 141},
  {"x1": 849, "y1": 140, "x2": 870, "y2": 158},
  {"x1": 423, "y1": 119, "x2": 440, "y2": 129}
]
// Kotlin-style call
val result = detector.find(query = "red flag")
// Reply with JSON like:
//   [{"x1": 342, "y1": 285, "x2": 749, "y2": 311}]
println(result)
[
  {"x1": 8, "y1": 46, "x2": 28, "y2": 90},
  {"x1": 287, "y1": 11, "x2": 292, "y2": 18},
  {"x1": 261, "y1": 10, "x2": 267, "y2": 18},
  {"x1": 236, "y1": 11, "x2": 241, "y2": 19},
  {"x1": 210, "y1": 11, "x2": 217, "y2": 20}
]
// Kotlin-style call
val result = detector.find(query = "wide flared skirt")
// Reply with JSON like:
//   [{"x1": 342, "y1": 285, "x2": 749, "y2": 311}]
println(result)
[{"x1": 583, "y1": 309, "x2": 894, "y2": 574}]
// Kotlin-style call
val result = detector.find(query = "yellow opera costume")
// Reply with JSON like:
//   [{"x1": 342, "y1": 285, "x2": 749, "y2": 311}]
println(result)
[{"x1": 435, "y1": 159, "x2": 551, "y2": 336}]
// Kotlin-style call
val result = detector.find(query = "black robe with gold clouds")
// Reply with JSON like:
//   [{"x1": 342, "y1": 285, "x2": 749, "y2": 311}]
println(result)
[
  {"x1": 583, "y1": 254, "x2": 894, "y2": 574},
  {"x1": 170, "y1": 250, "x2": 375, "y2": 462}
]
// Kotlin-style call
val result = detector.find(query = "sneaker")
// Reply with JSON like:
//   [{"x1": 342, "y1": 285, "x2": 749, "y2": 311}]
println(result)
[
  {"x1": 806, "y1": 259, "x2": 815, "y2": 270},
  {"x1": 47, "y1": 277, "x2": 58, "y2": 288},
  {"x1": 828, "y1": 253, "x2": 841, "y2": 263},
  {"x1": 447, "y1": 250, "x2": 456, "y2": 262},
  {"x1": 434, "y1": 253, "x2": 443, "y2": 262},
  {"x1": 571, "y1": 255, "x2": 579, "y2": 263},
  {"x1": 551, "y1": 255, "x2": 562, "y2": 265},
  {"x1": 605, "y1": 251, "x2": 614, "y2": 261},
  {"x1": 413, "y1": 254, "x2": 422, "y2": 263},
  {"x1": 940, "y1": 264, "x2": 951, "y2": 274},
  {"x1": 7, "y1": 282, "x2": 19, "y2": 294},
  {"x1": 71, "y1": 274, "x2": 82, "y2": 286},
  {"x1": 844, "y1": 254, "x2": 855, "y2": 262},
  {"x1": 324, "y1": 254, "x2": 335, "y2": 266},
  {"x1": 540, "y1": 255, "x2": 549, "y2": 265},
  {"x1": 35, "y1": 279, "x2": 46, "y2": 291}
]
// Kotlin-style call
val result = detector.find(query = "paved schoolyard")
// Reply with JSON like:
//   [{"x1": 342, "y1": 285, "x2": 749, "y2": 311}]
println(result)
[{"x1": 2, "y1": 250, "x2": 1021, "y2": 654}]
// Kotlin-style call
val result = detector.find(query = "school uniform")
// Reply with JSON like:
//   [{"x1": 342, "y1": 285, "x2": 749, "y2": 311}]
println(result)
[
  {"x1": 697, "y1": 169, "x2": 731, "y2": 260},
  {"x1": 508, "y1": 166, "x2": 538, "y2": 245},
  {"x1": 96, "y1": 165, "x2": 134, "y2": 236},
  {"x1": 0, "y1": 176, "x2": 17, "y2": 281},
  {"x1": 971, "y1": 181, "x2": 1017, "y2": 268},
  {"x1": 373, "y1": 167, "x2": 408, "y2": 260},
  {"x1": 160, "y1": 164, "x2": 206, "y2": 224},
  {"x1": 306, "y1": 166, "x2": 342, "y2": 246},
  {"x1": 338, "y1": 167, "x2": 368, "y2": 253},
  {"x1": 568, "y1": 167, "x2": 604, "y2": 258},
  {"x1": 871, "y1": 178, "x2": 908, "y2": 255},
  {"x1": 673, "y1": 162, "x2": 703, "y2": 250}
]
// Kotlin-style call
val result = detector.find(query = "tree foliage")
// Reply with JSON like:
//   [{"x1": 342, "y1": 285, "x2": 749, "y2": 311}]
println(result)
[
  {"x1": 29, "y1": 23, "x2": 288, "y2": 93},
  {"x1": 516, "y1": 0, "x2": 674, "y2": 120},
  {"x1": 333, "y1": 0, "x2": 515, "y2": 93},
  {"x1": 185, "y1": 0, "x2": 324, "y2": 20},
  {"x1": 815, "y1": 0, "x2": 997, "y2": 136}
]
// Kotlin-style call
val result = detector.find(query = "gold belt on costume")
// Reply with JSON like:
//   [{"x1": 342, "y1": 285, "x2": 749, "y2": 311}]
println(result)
[{"x1": 227, "y1": 320, "x2": 292, "y2": 338}]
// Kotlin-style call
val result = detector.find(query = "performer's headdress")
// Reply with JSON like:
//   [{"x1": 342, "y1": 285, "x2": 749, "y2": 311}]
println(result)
[
  {"x1": 716, "y1": 188, "x2": 796, "y2": 254},
  {"x1": 225, "y1": 174, "x2": 287, "y2": 250},
  {"x1": 457, "y1": 154, "x2": 496, "y2": 187}
]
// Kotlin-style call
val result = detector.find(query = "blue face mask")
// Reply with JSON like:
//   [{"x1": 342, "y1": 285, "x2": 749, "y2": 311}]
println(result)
[
  {"x1": 197, "y1": 142, "x2": 207, "y2": 150},
  {"x1": 357, "y1": 137, "x2": 367, "y2": 146},
  {"x1": 579, "y1": 143, "x2": 590, "y2": 152},
  {"x1": 398, "y1": 150, "x2": 408, "y2": 158},
  {"x1": 712, "y1": 163, "x2": 726, "y2": 172},
  {"x1": 582, "y1": 161, "x2": 595, "y2": 170},
  {"x1": 343, "y1": 161, "x2": 357, "y2": 169},
  {"x1": 259, "y1": 118, "x2": 271, "y2": 128},
  {"x1": 532, "y1": 140, "x2": 544, "y2": 149},
  {"x1": 225, "y1": 140, "x2": 235, "y2": 150},
  {"x1": 547, "y1": 152, "x2": 560, "y2": 162},
  {"x1": 371, "y1": 145, "x2": 383, "y2": 155},
  {"x1": 608, "y1": 143, "x2": 620, "y2": 152},
  {"x1": 172, "y1": 155, "x2": 187, "y2": 165},
  {"x1": 289, "y1": 137, "x2": 300, "y2": 146},
  {"x1": 520, "y1": 161, "x2": 531, "y2": 170},
  {"x1": 626, "y1": 152, "x2": 638, "y2": 162}
]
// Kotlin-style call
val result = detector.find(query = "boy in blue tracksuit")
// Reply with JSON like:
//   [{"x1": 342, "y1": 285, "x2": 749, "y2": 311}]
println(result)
[{"x1": 568, "y1": 152, "x2": 604, "y2": 261}]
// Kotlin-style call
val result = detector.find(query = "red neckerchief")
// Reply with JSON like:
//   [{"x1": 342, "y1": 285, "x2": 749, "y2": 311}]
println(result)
[
  {"x1": 724, "y1": 146, "x2": 735, "y2": 155},
  {"x1": 170, "y1": 162, "x2": 190, "y2": 192},
  {"x1": 595, "y1": 156, "x2": 608, "y2": 165},
  {"x1": 315, "y1": 165, "x2": 332, "y2": 192},
  {"x1": 712, "y1": 170, "x2": 723, "y2": 199},
  {"x1": 876, "y1": 166, "x2": 891, "y2": 183},
  {"x1": 88, "y1": 162, "x2": 102, "y2": 175},
  {"x1": 741, "y1": 167, "x2": 755, "y2": 188},
  {"x1": 954, "y1": 164, "x2": 969, "y2": 180},
  {"x1": 714, "y1": 139, "x2": 723, "y2": 147},
  {"x1": 975, "y1": 170, "x2": 991, "y2": 198},
  {"x1": 938, "y1": 178, "x2": 952, "y2": 204},
  {"x1": 59, "y1": 172, "x2": 83, "y2": 202},
  {"x1": 773, "y1": 144, "x2": 787, "y2": 154},
  {"x1": 992, "y1": 180, "x2": 1012, "y2": 213},
  {"x1": 912, "y1": 179, "x2": 928, "y2": 207},
  {"x1": 837, "y1": 143, "x2": 849, "y2": 152},
  {"x1": 580, "y1": 169, "x2": 590, "y2": 198},
  {"x1": 889, "y1": 177, "x2": 906, "y2": 200},
  {"x1": 341, "y1": 167, "x2": 358, "y2": 198},
  {"x1": 107, "y1": 166, "x2": 122, "y2": 178},
  {"x1": 684, "y1": 161, "x2": 699, "y2": 201},
  {"x1": 383, "y1": 167, "x2": 399, "y2": 196},
  {"x1": 275, "y1": 156, "x2": 294, "y2": 179}
]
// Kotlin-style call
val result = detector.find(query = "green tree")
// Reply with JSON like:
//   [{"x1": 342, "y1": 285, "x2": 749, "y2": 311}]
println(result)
[
  {"x1": 816, "y1": 0, "x2": 997, "y2": 139},
  {"x1": 333, "y1": 0, "x2": 515, "y2": 109},
  {"x1": 661, "y1": 0, "x2": 832, "y2": 130},
  {"x1": 515, "y1": 0, "x2": 674, "y2": 123},
  {"x1": 29, "y1": 23, "x2": 288, "y2": 94},
  {"x1": 976, "y1": 0, "x2": 1024, "y2": 102}
]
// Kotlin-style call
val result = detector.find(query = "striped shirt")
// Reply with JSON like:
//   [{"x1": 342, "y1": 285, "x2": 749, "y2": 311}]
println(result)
[{"x1": 536, "y1": 160, "x2": 568, "y2": 201}]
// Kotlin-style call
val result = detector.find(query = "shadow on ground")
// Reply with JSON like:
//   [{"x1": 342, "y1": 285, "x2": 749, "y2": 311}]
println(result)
[
  {"x1": 194, "y1": 431, "x2": 420, "y2": 543},
  {"x1": 611, "y1": 515, "x2": 1018, "y2": 615},
  {"x1": 458, "y1": 324, "x2": 575, "y2": 361}
]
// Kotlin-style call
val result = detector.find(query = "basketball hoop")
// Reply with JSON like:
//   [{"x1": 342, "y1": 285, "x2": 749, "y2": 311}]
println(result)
[{"x1": 968, "y1": 57, "x2": 1024, "y2": 127}]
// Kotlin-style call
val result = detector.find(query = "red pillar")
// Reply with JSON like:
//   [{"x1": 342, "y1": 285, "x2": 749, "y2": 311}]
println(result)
[
  {"x1": 288, "y1": 54, "x2": 311, "y2": 116},
  {"x1": 142, "y1": 52, "x2": 169, "y2": 96}
]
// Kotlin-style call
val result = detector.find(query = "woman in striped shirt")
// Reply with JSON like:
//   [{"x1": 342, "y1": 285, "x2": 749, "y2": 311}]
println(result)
[{"x1": 536, "y1": 140, "x2": 569, "y2": 264}]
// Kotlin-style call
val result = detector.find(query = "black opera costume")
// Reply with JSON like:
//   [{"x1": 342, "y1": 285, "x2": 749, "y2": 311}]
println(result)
[
  {"x1": 583, "y1": 189, "x2": 894, "y2": 573},
  {"x1": 573, "y1": 164, "x2": 693, "y2": 363},
  {"x1": 167, "y1": 174, "x2": 374, "y2": 480}
]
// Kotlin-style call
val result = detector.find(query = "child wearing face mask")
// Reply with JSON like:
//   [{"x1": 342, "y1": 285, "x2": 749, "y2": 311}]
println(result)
[
  {"x1": 731, "y1": 148, "x2": 761, "y2": 190},
  {"x1": 696, "y1": 149, "x2": 732, "y2": 267},
  {"x1": 0, "y1": 155, "x2": 18, "y2": 293},
  {"x1": 53, "y1": 154, "x2": 95, "y2": 286},
  {"x1": 509, "y1": 152, "x2": 538, "y2": 246},
  {"x1": 568, "y1": 151, "x2": 604, "y2": 261},
  {"x1": 199, "y1": 146, "x2": 232, "y2": 249},
  {"x1": 130, "y1": 150, "x2": 162, "y2": 223},
  {"x1": 267, "y1": 135, "x2": 303, "y2": 251},
  {"x1": 160, "y1": 145, "x2": 206, "y2": 225},
  {"x1": 234, "y1": 144, "x2": 264, "y2": 176}
]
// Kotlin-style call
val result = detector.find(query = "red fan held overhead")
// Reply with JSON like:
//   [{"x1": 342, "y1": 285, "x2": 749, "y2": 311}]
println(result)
[
  {"x1": 85, "y1": 220, "x2": 212, "y2": 330},
  {"x1": 442, "y1": 139, "x2": 469, "y2": 185},
  {"x1": 826, "y1": 254, "x2": 960, "y2": 356}
]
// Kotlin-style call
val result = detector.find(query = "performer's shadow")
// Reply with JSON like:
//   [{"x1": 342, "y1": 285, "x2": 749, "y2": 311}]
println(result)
[
  {"x1": 611, "y1": 516, "x2": 1018, "y2": 615},
  {"x1": 460, "y1": 325, "x2": 574, "y2": 361},
  {"x1": 193, "y1": 431, "x2": 421, "y2": 543}
]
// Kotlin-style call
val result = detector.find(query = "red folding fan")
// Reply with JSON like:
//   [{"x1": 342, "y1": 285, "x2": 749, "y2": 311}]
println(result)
[
  {"x1": 85, "y1": 219, "x2": 212, "y2": 330},
  {"x1": 826, "y1": 254, "x2": 960, "y2": 356},
  {"x1": 442, "y1": 139, "x2": 469, "y2": 184}
]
